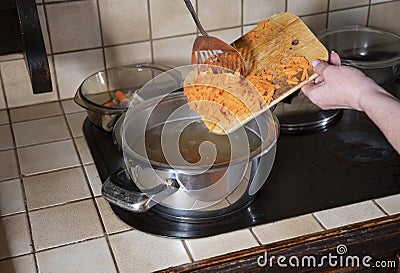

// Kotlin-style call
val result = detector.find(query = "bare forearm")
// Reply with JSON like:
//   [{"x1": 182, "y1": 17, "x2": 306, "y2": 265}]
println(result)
[
  {"x1": 359, "y1": 87, "x2": 400, "y2": 153},
  {"x1": 302, "y1": 52, "x2": 400, "y2": 153}
]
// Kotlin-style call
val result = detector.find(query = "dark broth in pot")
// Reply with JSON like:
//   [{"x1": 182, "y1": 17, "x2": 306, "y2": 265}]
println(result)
[{"x1": 135, "y1": 121, "x2": 262, "y2": 165}]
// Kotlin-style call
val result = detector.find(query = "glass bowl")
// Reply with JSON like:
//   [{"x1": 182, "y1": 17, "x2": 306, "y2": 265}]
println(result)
[{"x1": 74, "y1": 63, "x2": 180, "y2": 131}]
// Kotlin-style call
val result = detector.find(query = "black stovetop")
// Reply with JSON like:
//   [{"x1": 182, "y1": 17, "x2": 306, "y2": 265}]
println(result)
[{"x1": 83, "y1": 94, "x2": 400, "y2": 238}]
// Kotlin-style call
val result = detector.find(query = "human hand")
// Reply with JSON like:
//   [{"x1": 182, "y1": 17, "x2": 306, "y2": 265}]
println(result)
[{"x1": 301, "y1": 51, "x2": 380, "y2": 111}]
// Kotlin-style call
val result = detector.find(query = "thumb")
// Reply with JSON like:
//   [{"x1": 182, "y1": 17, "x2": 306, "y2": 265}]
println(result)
[{"x1": 312, "y1": 60, "x2": 330, "y2": 76}]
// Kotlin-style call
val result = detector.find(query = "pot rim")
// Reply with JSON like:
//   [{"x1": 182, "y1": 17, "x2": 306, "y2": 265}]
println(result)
[
  {"x1": 318, "y1": 26, "x2": 400, "y2": 68},
  {"x1": 121, "y1": 92, "x2": 279, "y2": 171},
  {"x1": 124, "y1": 133, "x2": 278, "y2": 172}
]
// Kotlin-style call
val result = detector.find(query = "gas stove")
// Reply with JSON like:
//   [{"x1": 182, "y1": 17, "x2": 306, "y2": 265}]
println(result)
[{"x1": 83, "y1": 81, "x2": 400, "y2": 239}]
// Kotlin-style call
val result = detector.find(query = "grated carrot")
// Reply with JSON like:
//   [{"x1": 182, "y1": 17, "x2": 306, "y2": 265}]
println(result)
[
  {"x1": 103, "y1": 101, "x2": 116, "y2": 107},
  {"x1": 115, "y1": 90, "x2": 129, "y2": 102},
  {"x1": 184, "y1": 18, "x2": 314, "y2": 133}
]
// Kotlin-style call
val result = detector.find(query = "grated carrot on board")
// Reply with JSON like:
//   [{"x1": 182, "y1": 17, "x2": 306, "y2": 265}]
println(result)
[
  {"x1": 257, "y1": 20, "x2": 270, "y2": 29},
  {"x1": 184, "y1": 54, "x2": 312, "y2": 133},
  {"x1": 184, "y1": 18, "x2": 314, "y2": 134},
  {"x1": 184, "y1": 69, "x2": 266, "y2": 133}
]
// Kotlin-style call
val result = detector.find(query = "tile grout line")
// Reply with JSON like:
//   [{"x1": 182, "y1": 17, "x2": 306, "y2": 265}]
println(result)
[
  {"x1": 0, "y1": 164, "x2": 84, "y2": 185},
  {"x1": 249, "y1": 227, "x2": 263, "y2": 246},
  {"x1": 10, "y1": 130, "x2": 73, "y2": 151},
  {"x1": 0, "y1": 2, "x2": 395, "y2": 61},
  {"x1": 311, "y1": 213, "x2": 328, "y2": 231},
  {"x1": 0, "y1": 146, "x2": 15, "y2": 154},
  {"x1": 41, "y1": 1, "x2": 61, "y2": 102},
  {"x1": 0, "y1": 208, "x2": 25, "y2": 219},
  {"x1": 98, "y1": 226, "x2": 134, "y2": 237},
  {"x1": 25, "y1": 196, "x2": 95, "y2": 213},
  {"x1": 12, "y1": 163, "x2": 82, "y2": 181},
  {"x1": 8, "y1": 107, "x2": 82, "y2": 126},
  {"x1": 0, "y1": 53, "x2": 39, "y2": 63},
  {"x1": 4, "y1": 105, "x2": 41, "y2": 272},
  {"x1": 0, "y1": 25, "x2": 245, "y2": 65},
  {"x1": 366, "y1": 0, "x2": 372, "y2": 27},
  {"x1": 0, "y1": 176, "x2": 25, "y2": 185},
  {"x1": 0, "y1": 2, "x2": 397, "y2": 270},
  {"x1": 0, "y1": 6, "x2": 333, "y2": 67},
  {"x1": 92, "y1": 201, "x2": 122, "y2": 273},
  {"x1": 4, "y1": 99, "x2": 65, "y2": 112},
  {"x1": 43, "y1": 0, "x2": 88, "y2": 5},
  {"x1": 10, "y1": 113, "x2": 65, "y2": 124},
  {"x1": 29, "y1": 235, "x2": 106, "y2": 257},
  {"x1": 181, "y1": 240, "x2": 195, "y2": 263},
  {"x1": 95, "y1": 0, "x2": 108, "y2": 71},
  {"x1": 59, "y1": 101, "x2": 121, "y2": 273},
  {"x1": 195, "y1": 0, "x2": 199, "y2": 37},
  {"x1": 0, "y1": 122, "x2": 13, "y2": 152},
  {"x1": 326, "y1": 0, "x2": 330, "y2": 29},
  {"x1": 0, "y1": 252, "x2": 35, "y2": 263},
  {"x1": 240, "y1": 0, "x2": 244, "y2": 36},
  {"x1": 0, "y1": 41, "x2": 139, "y2": 63},
  {"x1": 147, "y1": 0, "x2": 155, "y2": 64},
  {"x1": 0, "y1": 64, "x2": 10, "y2": 110},
  {"x1": 329, "y1": 3, "x2": 372, "y2": 13},
  {"x1": 372, "y1": 199, "x2": 390, "y2": 216}
]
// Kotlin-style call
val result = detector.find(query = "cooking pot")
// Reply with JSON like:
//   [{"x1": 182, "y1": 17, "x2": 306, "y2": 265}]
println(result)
[
  {"x1": 318, "y1": 26, "x2": 400, "y2": 84},
  {"x1": 102, "y1": 65, "x2": 278, "y2": 215}
]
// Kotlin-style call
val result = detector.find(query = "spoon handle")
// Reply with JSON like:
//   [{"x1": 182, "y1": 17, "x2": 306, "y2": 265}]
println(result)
[{"x1": 183, "y1": 0, "x2": 208, "y2": 37}]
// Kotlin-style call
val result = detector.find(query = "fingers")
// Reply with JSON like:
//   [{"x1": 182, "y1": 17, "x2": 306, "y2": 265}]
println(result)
[
  {"x1": 314, "y1": 75, "x2": 324, "y2": 84},
  {"x1": 311, "y1": 51, "x2": 341, "y2": 77},
  {"x1": 301, "y1": 84, "x2": 312, "y2": 95},
  {"x1": 301, "y1": 81, "x2": 315, "y2": 94},
  {"x1": 312, "y1": 60, "x2": 330, "y2": 76},
  {"x1": 303, "y1": 51, "x2": 341, "y2": 97},
  {"x1": 329, "y1": 51, "x2": 341, "y2": 66}
]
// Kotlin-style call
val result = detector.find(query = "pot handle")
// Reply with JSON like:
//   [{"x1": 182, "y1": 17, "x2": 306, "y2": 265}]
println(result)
[{"x1": 102, "y1": 168, "x2": 179, "y2": 213}]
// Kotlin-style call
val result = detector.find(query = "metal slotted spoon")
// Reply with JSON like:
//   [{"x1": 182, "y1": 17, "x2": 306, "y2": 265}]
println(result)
[{"x1": 183, "y1": 0, "x2": 248, "y2": 76}]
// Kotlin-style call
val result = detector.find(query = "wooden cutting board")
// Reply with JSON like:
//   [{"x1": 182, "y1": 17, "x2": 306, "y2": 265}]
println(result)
[
  {"x1": 184, "y1": 12, "x2": 329, "y2": 135},
  {"x1": 234, "y1": 12, "x2": 329, "y2": 107}
]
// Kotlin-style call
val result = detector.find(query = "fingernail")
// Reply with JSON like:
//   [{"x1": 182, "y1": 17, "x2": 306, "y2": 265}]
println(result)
[{"x1": 312, "y1": 60, "x2": 321, "y2": 67}]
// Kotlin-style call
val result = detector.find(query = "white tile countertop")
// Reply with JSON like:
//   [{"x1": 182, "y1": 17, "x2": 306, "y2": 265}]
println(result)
[{"x1": 0, "y1": 101, "x2": 399, "y2": 273}]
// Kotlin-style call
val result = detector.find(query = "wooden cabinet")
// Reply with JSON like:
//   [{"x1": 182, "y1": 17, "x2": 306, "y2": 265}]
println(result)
[{"x1": 158, "y1": 214, "x2": 400, "y2": 273}]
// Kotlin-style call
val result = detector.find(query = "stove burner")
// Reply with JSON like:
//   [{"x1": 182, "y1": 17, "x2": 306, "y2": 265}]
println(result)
[
  {"x1": 324, "y1": 130, "x2": 394, "y2": 163},
  {"x1": 299, "y1": 112, "x2": 400, "y2": 178},
  {"x1": 274, "y1": 92, "x2": 342, "y2": 134}
]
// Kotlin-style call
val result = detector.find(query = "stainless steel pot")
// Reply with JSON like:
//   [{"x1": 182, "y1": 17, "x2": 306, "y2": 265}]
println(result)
[
  {"x1": 102, "y1": 65, "x2": 279, "y2": 214},
  {"x1": 318, "y1": 26, "x2": 400, "y2": 84}
]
